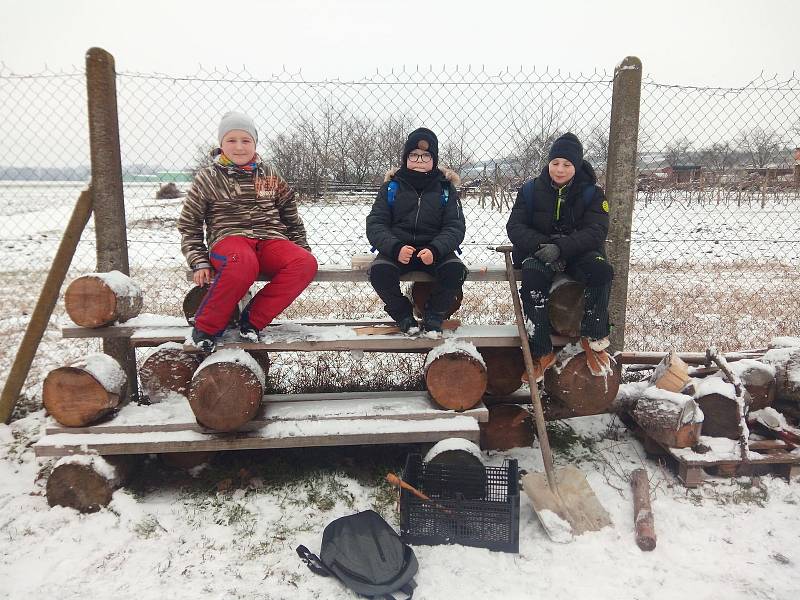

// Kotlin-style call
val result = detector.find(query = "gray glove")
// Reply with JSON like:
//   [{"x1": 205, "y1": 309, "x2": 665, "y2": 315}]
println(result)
[{"x1": 534, "y1": 243, "x2": 560, "y2": 264}]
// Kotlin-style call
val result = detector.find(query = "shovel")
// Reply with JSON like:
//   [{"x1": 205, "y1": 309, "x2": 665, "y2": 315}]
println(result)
[{"x1": 497, "y1": 245, "x2": 611, "y2": 542}]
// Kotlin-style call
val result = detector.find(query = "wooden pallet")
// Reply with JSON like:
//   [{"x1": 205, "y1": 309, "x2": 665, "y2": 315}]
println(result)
[
  {"x1": 656, "y1": 436, "x2": 800, "y2": 487},
  {"x1": 34, "y1": 391, "x2": 487, "y2": 457}
]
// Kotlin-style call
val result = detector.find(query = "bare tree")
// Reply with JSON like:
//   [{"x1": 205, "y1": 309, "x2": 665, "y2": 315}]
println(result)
[
  {"x1": 584, "y1": 122, "x2": 609, "y2": 173},
  {"x1": 736, "y1": 127, "x2": 783, "y2": 168},
  {"x1": 698, "y1": 141, "x2": 736, "y2": 174},
  {"x1": 509, "y1": 102, "x2": 562, "y2": 180},
  {"x1": 191, "y1": 143, "x2": 217, "y2": 175},
  {"x1": 440, "y1": 123, "x2": 475, "y2": 174},
  {"x1": 664, "y1": 138, "x2": 693, "y2": 167}
]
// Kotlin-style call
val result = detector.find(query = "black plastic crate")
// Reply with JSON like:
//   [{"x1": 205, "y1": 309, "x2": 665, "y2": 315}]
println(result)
[{"x1": 399, "y1": 454, "x2": 519, "y2": 553}]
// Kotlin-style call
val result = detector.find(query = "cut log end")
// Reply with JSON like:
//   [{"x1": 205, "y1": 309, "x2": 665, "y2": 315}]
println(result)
[
  {"x1": 410, "y1": 281, "x2": 462, "y2": 319},
  {"x1": 479, "y1": 404, "x2": 534, "y2": 450},
  {"x1": 479, "y1": 347, "x2": 524, "y2": 396},
  {"x1": 548, "y1": 279, "x2": 585, "y2": 337},
  {"x1": 425, "y1": 351, "x2": 487, "y2": 411},
  {"x1": 65, "y1": 274, "x2": 142, "y2": 328},
  {"x1": 46, "y1": 456, "x2": 132, "y2": 513},
  {"x1": 544, "y1": 351, "x2": 620, "y2": 416},
  {"x1": 139, "y1": 347, "x2": 202, "y2": 402},
  {"x1": 188, "y1": 362, "x2": 263, "y2": 432},
  {"x1": 183, "y1": 286, "x2": 240, "y2": 327},
  {"x1": 43, "y1": 366, "x2": 121, "y2": 427}
]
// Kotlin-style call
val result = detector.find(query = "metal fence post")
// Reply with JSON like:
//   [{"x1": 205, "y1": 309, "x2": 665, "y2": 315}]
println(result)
[
  {"x1": 86, "y1": 47, "x2": 138, "y2": 401},
  {"x1": 605, "y1": 56, "x2": 642, "y2": 352}
]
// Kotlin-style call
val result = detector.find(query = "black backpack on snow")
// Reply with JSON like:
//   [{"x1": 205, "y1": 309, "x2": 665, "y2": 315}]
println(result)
[{"x1": 296, "y1": 510, "x2": 418, "y2": 599}]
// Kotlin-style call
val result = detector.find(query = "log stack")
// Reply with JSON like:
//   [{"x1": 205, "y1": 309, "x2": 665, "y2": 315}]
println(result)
[
  {"x1": 65, "y1": 271, "x2": 142, "y2": 328},
  {"x1": 43, "y1": 353, "x2": 127, "y2": 427}
]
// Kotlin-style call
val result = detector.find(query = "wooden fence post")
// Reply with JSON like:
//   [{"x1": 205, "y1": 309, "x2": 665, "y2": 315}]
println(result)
[
  {"x1": 605, "y1": 56, "x2": 642, "y2": 352},
  {"x1": 86, "y1": 47, "x2": 138, "y2": 401}
]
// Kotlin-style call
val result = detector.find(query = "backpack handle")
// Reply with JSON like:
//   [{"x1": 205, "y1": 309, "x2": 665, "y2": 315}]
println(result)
[{"x1": 296, "y1": 545, "x2": 332, "y2": 577}]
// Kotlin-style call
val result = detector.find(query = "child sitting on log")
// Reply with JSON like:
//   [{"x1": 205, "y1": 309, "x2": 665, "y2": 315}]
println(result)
[
  {"x1": 178, "y1": 112, "x2": 318, "y2": 352},
  {"x1": 506, "y1": 132, "x2": 613, "y2": 380},
  {"x1": 366, "y1": 128, "x2": 467, "y2": 334}
]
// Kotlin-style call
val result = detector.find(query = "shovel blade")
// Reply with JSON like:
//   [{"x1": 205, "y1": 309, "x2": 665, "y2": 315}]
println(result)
[{"x1": 522, "y1": 465, "x2": 612, "y2": 542}]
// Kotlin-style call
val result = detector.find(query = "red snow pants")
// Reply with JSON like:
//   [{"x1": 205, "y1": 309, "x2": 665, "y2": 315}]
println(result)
[{"x1": 194, "y1": 237, "x2": 318, "y2": 335}]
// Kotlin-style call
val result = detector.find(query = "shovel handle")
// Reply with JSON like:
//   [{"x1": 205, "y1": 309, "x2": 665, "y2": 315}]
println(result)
[{"x1": 386, "y1": 472, "x2": 432, "y2": 502}]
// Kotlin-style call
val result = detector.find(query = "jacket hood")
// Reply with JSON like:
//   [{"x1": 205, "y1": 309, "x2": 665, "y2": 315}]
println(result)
[{"x1": 384, "y1": 166, "x2": 461, "y2": 186}]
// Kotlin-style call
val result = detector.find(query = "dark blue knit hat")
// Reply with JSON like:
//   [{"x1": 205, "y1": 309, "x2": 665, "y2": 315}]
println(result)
[
  {"x1": 548, "y1": 132, "x2": 583, "y2": 167},
  {"x1": 403, "y1": 128, "x2": 439, "y2": 168}
]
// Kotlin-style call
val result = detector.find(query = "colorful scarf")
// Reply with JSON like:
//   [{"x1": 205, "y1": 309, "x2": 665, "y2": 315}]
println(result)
[{"x1": 217, "y1": 152, "x2": 258, "y2": 173}]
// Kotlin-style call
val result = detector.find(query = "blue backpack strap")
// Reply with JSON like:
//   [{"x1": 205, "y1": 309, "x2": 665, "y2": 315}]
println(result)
[
  {"x1": 581, "y1": 184, "x2": 597, "y2": 208},
  {"x1": 440, "y1": 185, "x2": 449, "y2": 207},
  {"x1": 387, "y1": 181, "x2": 399, "y2": 210}
]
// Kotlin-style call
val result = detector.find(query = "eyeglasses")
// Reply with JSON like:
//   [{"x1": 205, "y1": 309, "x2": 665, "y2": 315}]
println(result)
[{"x1": 408, "y1": 152, "x2": 432, "y2": 162}]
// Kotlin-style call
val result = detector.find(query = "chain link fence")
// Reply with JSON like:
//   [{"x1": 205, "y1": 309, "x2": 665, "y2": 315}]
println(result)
[{"x1": 1, "y1": 63, "x2": 798, "y2": 413}]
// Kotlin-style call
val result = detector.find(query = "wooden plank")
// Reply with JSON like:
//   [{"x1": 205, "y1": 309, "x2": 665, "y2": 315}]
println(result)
[
  {"x1": 184, "y1": 265, "x2": 519, "y2": 283},
  {"x1": 34, "y1": 416, "x2": 481, "y2": 457},
  {"x1": 44, "y1": 393, "x2": 489, "y2": 435}
]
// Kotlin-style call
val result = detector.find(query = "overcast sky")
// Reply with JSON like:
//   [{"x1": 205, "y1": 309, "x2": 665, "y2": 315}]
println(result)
[{"x1": 1, "y1": 0, "x2": 797, "y2": 85}]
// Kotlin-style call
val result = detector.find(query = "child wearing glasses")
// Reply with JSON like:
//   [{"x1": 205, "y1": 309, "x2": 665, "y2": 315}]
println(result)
[
  {"x1": 366, "y1": 128, "x2": 467, "y2": 334},
  {"x1": 506, "y1": 132, "x2": 613, "y2": 381},
  {"x1": 178, "y1": 111, "x2": 318, "y2": 352}
]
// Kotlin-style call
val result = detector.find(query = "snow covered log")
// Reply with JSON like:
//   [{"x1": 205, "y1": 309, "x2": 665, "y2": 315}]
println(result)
[
  {"x1": 424, "y1": 341, "x2": 487, "y2": 411},
  {"x1": 43, "y1": 353, "x2": 127, "y2": 427},
  {"x1": 246, "y1": 349, "x2": 271, "y2": 376},
  {"x1": 423, "y1": 438, "x2": 486, "y2": 499},
  {"x1": 630, "y1": 387, "x2": 703, "y2": 448},
  {"x1": 693, "y1": 377, "x2": 748, "y2": 440},
  {"x1": 64, "y1": 271, "x2": 142, "y2": 328},
  {"x1": 410, "y1": 281, "x2": 462, "y2": 319},
  {"x1": 46, "y1": 455, "x2": 134, "y2": 513},
  {"x1": 543, "y1": 346, "x2": 620, "y2": 416},
  {"x1": 182, "y1": 285, "x2": 241, "y2": 326},
  {"x1": 547, "y1": 276, "x2": 584, "y2": 337},
  {"x1": 478, "y1": 347, "x2": 524, "y2": 396},
  {"x1": 188, "y1": 349, "x2": 265, "y2": 431},
  {"x1": 479, "y1": 403, "x2": 534, "y2": 450},
  {"x1": 139, "y1": 343, "x2": 203, "y2": 402},
  {"x1": 649, "y1": 351, "x2": 689, "y2": 393},
  {"x1": 762, "y1": 344, "x2": 800, "y2": 404},
  {"x1": 728, "y1": 359, "x2": 776, "y2": 411},
  {"x1": 630, "y1": 468, "x2": 656, "y2": 551}
]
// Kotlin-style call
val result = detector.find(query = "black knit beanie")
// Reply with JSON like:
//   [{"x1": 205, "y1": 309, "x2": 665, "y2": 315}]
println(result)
[
  {"x1": 548, "y1": 132, "x2": 583, "y2": 167},
  {"x1": 402, "y1": 128, "x2": 439, "y2": 169}
]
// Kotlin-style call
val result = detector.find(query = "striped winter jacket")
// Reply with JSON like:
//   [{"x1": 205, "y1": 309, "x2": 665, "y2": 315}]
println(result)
[{"x1": 178, "y1": 155, "x2": 311, "y2": 269}]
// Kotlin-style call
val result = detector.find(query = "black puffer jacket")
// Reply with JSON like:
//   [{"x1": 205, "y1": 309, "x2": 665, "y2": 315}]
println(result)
[
  {"x1": 366, "y1": 167, "x2": 465, "y2": 261},
  {"x1": 506, "y1": 160, "x2": 608, "y2": 264}
]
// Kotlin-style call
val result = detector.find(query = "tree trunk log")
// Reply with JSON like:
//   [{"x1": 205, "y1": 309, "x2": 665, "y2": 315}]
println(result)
[
  {"x1": 649, "y1": 351, "x2": 690, "y2": 393},
  {"x1": 64, "y1": 272, "x2": 142, "y2": 327},
  {"x1": 424, "y1": 347, "x2": 487, "y2": 411},
  {"x1": 189, "y1": 351, "x2": 264, "y2": 431},
  {"x1": 423, "y1": 439, "x2": 486, "y2": 499},
  {"x1": 46, "y1": 455, "x2": 134, "y2": 513},
  {"x1": 762, "y1": 346, "x2": 800, "y2": 404},
  {"x1": 693, "y1": 378, "x2": 748, "y2": 439},
  {"x1": 43, "y1": 354, "x2": 127, "y2": 427},
  {"x1": 182, "y1": 285, "x2": 242, "y2": 327},
  {"x1": 630, "y1": 388, "x2": 702, "y2": 448},
  {"x1": 631, "y1": 468, "x2": 656, "y2": 551},
  {"x1": 547, "y1": 276, "x2": 585, "y2": 337},
  {"x1": 479, "y1": 347, "x2": 524, "y2": 396},
  {"x1": 139, "y1": 343, "x2": 203, "y2": 402},
  {"x1": 729, "y1": 359, "x2": 775, "y2": 411},
  {"x1": 543, "y1": 349, "x2": 620, "y2": 416},
  {"x1": 410, "y1": 281, "x2": 462, "y2": 319},
  {"x1": 479, "y1": 404, "x2": 534, "y2": 450},
  {"x1": 246, "y1": 350, "x2": 271, "y2": 377}
]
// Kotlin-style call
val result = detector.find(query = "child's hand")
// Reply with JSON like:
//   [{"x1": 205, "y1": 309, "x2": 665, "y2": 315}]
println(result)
[
  {"x1": 398, "y1": 245, "x2": 416, "y2": 264},
  {"x1": 417, "y1": 248, "x2": 434, "y2": 265},
  {"x1": 193, "y1": 268, "x2": 213, "y2": 286}
]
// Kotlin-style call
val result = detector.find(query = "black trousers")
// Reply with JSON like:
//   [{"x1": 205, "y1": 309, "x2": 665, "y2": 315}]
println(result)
[
  {"x1": 519, "y1": 250, "x2": 613, "y2": 356},
  {"x1": 368, "y1": 252, "x2": 467, "y2": 323}
]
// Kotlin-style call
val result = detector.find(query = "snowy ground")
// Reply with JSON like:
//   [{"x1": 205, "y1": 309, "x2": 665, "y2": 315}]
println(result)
[{"x1": 2, "y1": 412, "x2": 798, "y2": 600}]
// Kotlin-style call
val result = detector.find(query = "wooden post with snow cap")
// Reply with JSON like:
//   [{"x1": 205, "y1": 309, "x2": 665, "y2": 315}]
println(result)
[
  {"x1": 86, "y1": 47, "x2": 137, "y2": 401},
  {"x1": 188, "y1": 349, "x2": 266, "y2": 431},
  {"x1": 424, "y1": 340, "x2": 487, "y2": 411},
  {"x1": 605, "y1": 56, "x2": 642, "y2": 352}
]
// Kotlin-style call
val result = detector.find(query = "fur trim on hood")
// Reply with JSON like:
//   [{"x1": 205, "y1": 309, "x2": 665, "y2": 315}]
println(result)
[{"x1": 383, "y1": 167, "x2": 461, "y2": 186}]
